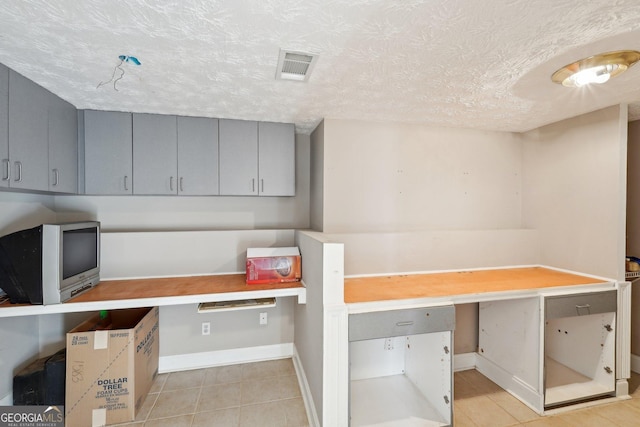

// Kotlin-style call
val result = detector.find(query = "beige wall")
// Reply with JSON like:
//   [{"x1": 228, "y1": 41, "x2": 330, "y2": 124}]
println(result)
[
  {"x1": 521, "y1": 105, "x2": 627, "y2": 280},
  {"x1": 321, "y1": 119, "x2": 523, "y2": 233},
  {"x1": 0, "y1": 192, "x2": 56, "y2": 235}
]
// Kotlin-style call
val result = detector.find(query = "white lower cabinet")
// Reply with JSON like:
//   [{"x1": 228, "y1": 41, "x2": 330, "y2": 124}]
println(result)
[
  {"x1": 543, "y1": 291, "x2": 616, "y2": 408},
  {"x1": 478, "y1": 290, "x2": 617, "y2": 414},
  {"x1": 348, "y1": 306, "x2": 455, "y2": 427}
]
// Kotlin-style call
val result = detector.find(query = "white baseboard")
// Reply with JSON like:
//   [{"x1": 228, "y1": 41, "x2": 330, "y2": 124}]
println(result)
[
  {"x1": 158, "y1": 343, "x2": 294, "y2": 373},
  {"x1": 631, "y1": 354, "x2": 640, "y2": 374},
  {"x1": 453, "y1": 352, "x2": 477, "y2": 372},
  {"x1": 293, "y1": 346, "x2": 320, "y2": 427},
  {"x1": 476, "y1": 353, "x2": 542, "y2": 414}
]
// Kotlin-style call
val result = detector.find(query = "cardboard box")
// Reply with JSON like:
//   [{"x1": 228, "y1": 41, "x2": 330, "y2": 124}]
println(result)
[
  {"x1": 246, "y1": 247, "x2": 301, "y2": 284},
  {"x1": 65, "y1": 307, "x2": 159, "y2": 427}
]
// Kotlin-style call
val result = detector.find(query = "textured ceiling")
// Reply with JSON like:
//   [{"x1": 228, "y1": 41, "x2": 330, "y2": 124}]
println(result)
[{"x1": 1, "y1": 0, "x2": 640, "y2": 135}]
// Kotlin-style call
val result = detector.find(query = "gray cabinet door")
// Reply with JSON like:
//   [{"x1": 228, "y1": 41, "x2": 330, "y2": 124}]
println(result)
[
  {"x1": 177, "y1": 116, "x2": 219, "y2": 195},
  {"x1": 47, "y1": 95, "x2": 77, "y2": 193},
  {"x1": 258, "y1": 122, "x2": 295, "y2": 196},
  {"x1": 0, "y1": 64, "x2": 8, "y2": 189},
  {"x1": 219, "y1": 119, "x2": 258, "y2": 196},
  {"x1": 84, "y1": 110, "x2": 133, "y2": 195},
  {"x1": 8, "y1": 70, "x2": 49, "y2": 191},
  {"x1": 133, "y1": 113, "x2": 178, "y2": 195}
]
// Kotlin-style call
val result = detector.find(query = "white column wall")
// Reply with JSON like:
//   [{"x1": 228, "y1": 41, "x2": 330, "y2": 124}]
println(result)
[{"x1": 521, "y1": 105, "x2": 626, "y2": 280}]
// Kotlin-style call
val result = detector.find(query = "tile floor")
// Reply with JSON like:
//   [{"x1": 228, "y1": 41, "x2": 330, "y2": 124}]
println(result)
[
  {"x1": 116, "y1": 359, "x2": 640, "y2": 427},
  {"x1": 454, "y1": 369, "x2": 640, "y2": 427},
  {"x1": 115, "y1": 358, "x2": 309, "y2": 427}
]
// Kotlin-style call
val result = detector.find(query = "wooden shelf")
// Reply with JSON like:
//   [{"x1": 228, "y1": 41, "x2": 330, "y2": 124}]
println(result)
[{"x1": 0, "y1": 274, "x2": 305, "y2": 318}]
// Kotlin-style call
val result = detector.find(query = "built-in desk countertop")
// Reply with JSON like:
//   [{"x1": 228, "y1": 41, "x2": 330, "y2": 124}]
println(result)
[
  {"x1": 344, "y1": 267, "x2": 626, "y2": 418},
  {"x1": 344, "y1": 266, "x2": 614, "y2": 311},
  {"x1": 0, "y1": 274, "x2": 306, "y2": 318}
]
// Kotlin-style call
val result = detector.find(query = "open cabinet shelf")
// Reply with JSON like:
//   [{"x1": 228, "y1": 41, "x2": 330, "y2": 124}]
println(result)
[
  {"x1": 351, "y1": 375, "x2": 449, "y2": 427},
  {"x1": 545, "y1": 357, "x2": 614, "y2": 407},
  {"x1": 543, "y1": 293, "x2": 617, "y2": 409}
]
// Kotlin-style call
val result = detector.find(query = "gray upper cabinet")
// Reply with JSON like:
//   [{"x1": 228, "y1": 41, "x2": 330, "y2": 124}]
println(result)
[
  {"x1": 7, "y1": 70, "x2": 49, "y2": 192},
  {"x1": 47, "y1": 94, "x2": 78, "y2": 193},
  {"x1": 133, "y1": 113, "x2": 178, "y2": 195},
  {"x1": 219, "y1": 119, "x2": 259, "y2": 196},
  {"x1": 219, "y1": 119, "x2": 295, "y2": 196},
  {"x1": 1, "y1": 68, "x2": 77, "y2": 194},
  {"x1": 0, "y1": 64, "x2": 292, "y2": 197},
  {"x1": 258, "y1": 122, "x2": 295, "y2": 196},
  {"x1": 84, "y1": 110, "x2": 133, "y2": 195},
  {"x1": 177, "y1": 116, "x2": 219, "y2": 195},
  {"x1": 132, "y1": 114, "x2": 220, "y2": 196},
  {"x1": 0, "y1": 64, "x2": 8, "y2": 189}
]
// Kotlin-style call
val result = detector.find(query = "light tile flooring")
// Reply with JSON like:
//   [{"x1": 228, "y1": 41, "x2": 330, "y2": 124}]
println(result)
[
  {"x1": 116, "y1": 358, "x2": 309, "y2": 427},
  {"x1": 455, "y1": 369, "x2": 640, "y2": 427},
  {"x1": 115, "y1": 360, "x2": 640, "y2": 427}
]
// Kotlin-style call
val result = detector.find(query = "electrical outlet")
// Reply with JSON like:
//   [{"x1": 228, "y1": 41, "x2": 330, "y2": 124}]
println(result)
[
  {"x1": 259, "y1": 312, "x2": 268, "y2": 325},
  {"x1": 201, "y1": 322, "x2": 210, "y2": 336}
]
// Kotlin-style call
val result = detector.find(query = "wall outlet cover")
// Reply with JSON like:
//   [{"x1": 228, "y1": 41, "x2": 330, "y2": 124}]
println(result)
[{"x1": 202, "y1": 322, "x2": 211, "y2": 335}]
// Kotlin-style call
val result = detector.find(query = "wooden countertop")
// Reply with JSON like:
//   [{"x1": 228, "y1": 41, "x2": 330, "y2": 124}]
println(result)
[
  {"x1": 68, "y1": 274, "x2": 303, "y2": 303},
  {"x1": 0, "y1": 274, "x2": 305, "y2": 318},
  {"x1": 344, "y1": 267, "x2": 610, "y2": 304}
]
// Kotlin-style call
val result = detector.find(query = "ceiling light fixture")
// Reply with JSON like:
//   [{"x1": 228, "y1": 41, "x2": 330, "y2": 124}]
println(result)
[{"x1": 551, "y1": 50, "x2": 640, "y2": 88}]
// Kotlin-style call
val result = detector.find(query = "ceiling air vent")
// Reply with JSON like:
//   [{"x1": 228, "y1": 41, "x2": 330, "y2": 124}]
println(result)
[{"x1": 276, "y1": 49, "x2": 317, "y2": 82}]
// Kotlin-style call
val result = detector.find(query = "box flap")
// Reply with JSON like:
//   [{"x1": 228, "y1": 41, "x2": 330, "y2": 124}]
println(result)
[{"x1": 247, "y1": 247, "x2": 300, "y2": 258}]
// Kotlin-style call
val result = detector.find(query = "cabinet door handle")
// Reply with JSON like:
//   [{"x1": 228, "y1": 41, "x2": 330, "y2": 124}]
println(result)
[
  {"x1": 396, "y1": 321, "x2": 414, "y2": 327},
  {"x1": 575, "y1": 304, "x2": 591, "y2": 315},
  {"x1": 1, "y1": 159, "x2": 9, "y2": 181},
  {"x1": 179, "y1": 177, "x2": 184, "y2": 192},
  {"x1": 124, "y1": 175, "x2": 129, "y2": 191},
  {"x1": 170, "y1": 176, "x2": 174, "y2": 191},
  {"x1": 14, "y1": 161, "x2": 22, "y2": 182},
  {"x1": 252, "y1": 178, "x2": 255, "y2": 192},
  {"x1": 52, "y1": 169, "x2": 59, "y2": 186},
  {"x1": 261, "y1": 179, "x2": 264, "y2": 193}
]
